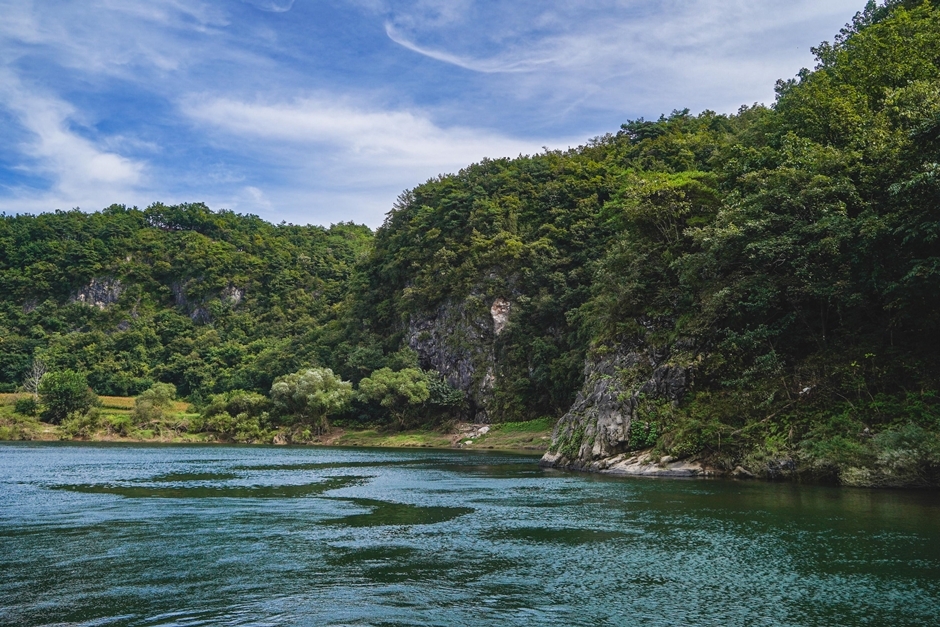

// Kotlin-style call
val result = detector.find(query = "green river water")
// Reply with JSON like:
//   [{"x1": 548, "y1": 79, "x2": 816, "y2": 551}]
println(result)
[{"x1": 1, "y1": 442, "x2": 938, "y2": 626}]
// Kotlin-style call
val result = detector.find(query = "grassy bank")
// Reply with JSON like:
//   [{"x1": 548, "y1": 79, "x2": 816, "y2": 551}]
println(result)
[{"x1": 0, "y1": 393, "x2": 553, "y2": 452}]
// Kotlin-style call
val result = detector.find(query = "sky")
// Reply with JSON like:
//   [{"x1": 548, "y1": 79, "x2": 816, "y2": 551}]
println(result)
[{"x1": 0, "y1": 0, "x2": 866, "y2": 228}]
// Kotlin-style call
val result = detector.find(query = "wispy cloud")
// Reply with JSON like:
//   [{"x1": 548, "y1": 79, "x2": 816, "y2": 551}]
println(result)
[
  {"x1": 378, "y1": 0, "x2": 863, "y2": 111},
  {"x1": 0, "y1": 0, "x2": 869, "y2": 225},
  {"x1": 184, "y1": 96, "x2": 558, "y2": 168},
  {"x1": 384, "y1": 23, "x2": 556, "y2": 73},
  {"x1": 242, "y1": 0, "x2": 296, "y2": 13},
  {"x1": 0, "y1": 69, "x2": 145, "y2": 207},
  {"x1": 182, "y1": 95, "x2": 577, "y2": 225}
]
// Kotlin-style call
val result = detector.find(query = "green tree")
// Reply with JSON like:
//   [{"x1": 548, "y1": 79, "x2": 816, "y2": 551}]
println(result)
[
  {"x1": 356, "y1": 367, "x2": 431, "y2": 429},
  {"x1": 38, "y1": 370, "x2": 98, "y2": 424},
  {"x1": 132, "y1": 382, "x2": 177, "y2": 425},
  {"x1": 198, "y1": 389, "x2": 271, "y2": 442},
  {"x1": 270, "y1": 368, "x2": 352, "y2": 435}
]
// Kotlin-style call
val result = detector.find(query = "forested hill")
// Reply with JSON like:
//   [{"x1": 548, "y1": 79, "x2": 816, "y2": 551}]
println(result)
[
  {"x1": 0, "y1": 204, "x2": 372, "y2": 397},
  {"x1": 3, "y1": 0, "x2": 940, "y2": 484}
]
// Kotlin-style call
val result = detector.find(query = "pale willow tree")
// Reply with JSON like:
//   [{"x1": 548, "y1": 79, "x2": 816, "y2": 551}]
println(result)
[
  {"x1": 356, "y1": 368, "x2": 430, "y2": 429},
  {"x1": 270, "y1": 368, "x2": 352, "y2": 436}
]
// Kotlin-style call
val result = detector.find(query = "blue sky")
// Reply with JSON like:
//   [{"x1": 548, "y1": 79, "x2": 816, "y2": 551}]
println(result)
[{"x1": 0, "y1": 0, "x2": 865, "y2": 227}]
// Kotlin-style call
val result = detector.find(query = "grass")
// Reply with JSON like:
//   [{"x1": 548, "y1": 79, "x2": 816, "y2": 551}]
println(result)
[
  {"x1": 331, "y1": 429, "x2": 455, "y2": 449},
  {"x1": 1, "y1": 394, "x2": 555, "y2": 453},
  {"x1": 463, "y1": 418, "x2": 554, "y2": 451}
]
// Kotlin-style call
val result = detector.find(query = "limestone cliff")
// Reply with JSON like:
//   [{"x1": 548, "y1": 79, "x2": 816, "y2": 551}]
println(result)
[
  {"x1": 540, "y1": 337, "x2": 696, "y2": 474},
  {"x1": 407, "y1": 295, "x2": 512, "y2": 422},
  {"x1": 70, "y1": 278, "x2": 124, "y2": 309}
]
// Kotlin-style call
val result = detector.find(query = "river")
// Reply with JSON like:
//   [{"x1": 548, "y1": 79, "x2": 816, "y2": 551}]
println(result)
[{"x1": 1, "y1": 442, "x2": 938, "y2": 626}]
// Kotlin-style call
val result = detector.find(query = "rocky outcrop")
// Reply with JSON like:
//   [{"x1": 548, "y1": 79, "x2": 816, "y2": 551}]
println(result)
[
  {"x1": 541, "y1": 449, "x2": 711, "y2": 477},
  {"x1": 71, "y1": 278, "x2": 124, "y2": 309},
  {"x1": 221, "y1": 285, "x2": 244, "y2": 306},
  {"x1": 407, "y1": 295, "x2": 512, "y2": 422},
  {"x1": 171, "y1": 281, "x2": 244, "y2": 323},
  {"x1": 540, "y1": 337, "x2": 695, "y2": 473}
]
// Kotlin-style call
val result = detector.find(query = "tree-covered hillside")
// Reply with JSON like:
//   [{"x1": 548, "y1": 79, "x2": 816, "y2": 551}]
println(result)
[
  {"x1": 0, "y1": 203, "x2": 371, "y2": 398},
  {"x1": 2, "y1": 0, "x2": 939, "y2": 483}
]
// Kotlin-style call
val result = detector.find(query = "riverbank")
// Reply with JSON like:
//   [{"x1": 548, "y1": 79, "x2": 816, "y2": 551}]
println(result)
[{"x1": 0, "y1": 394, "x2": 553, "y2": 452}]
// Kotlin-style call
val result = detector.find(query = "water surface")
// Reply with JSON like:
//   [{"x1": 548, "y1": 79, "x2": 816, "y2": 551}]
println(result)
[{"x1": 1, "y1": 442, "x2": 938, "y2": 626}]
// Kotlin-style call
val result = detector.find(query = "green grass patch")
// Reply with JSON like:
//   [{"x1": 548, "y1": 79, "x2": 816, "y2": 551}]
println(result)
[
  {"x1": 333, "y1": 429, "x2": 454, "y2": 448},
  {"x1": 493, "y1": 417, "x2": 554, "y2": 433}
]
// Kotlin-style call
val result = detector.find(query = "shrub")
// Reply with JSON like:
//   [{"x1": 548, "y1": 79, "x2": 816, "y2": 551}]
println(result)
[
  {"x1": 197, "y1": 390, "x2": 271, "y2": 442},
  {"x1": 356, "y1": 367, "x2": 430, "y2": 429},
  {"x1": 132, "y1": 382, "x2": 177, "y2": 425},
  {"x1": 38, "y1": 371, "x2": 99, "y2": 424},
  {"x1": 60, "y1": 408, "x2": 101, "y2": 439},
  {"x1": 14, "y1": 396, "x2": 40, "y2": 416},
  {"x1": 105, "y1": 414, "x2": 134, "y2": 437}
]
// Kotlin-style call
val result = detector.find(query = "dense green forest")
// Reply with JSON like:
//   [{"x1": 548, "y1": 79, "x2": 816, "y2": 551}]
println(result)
[{"x1": 2, "y1": 0, "x2": 939, "y2": 483}]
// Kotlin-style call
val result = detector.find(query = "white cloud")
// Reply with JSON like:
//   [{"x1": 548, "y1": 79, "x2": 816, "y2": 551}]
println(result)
[
  {"x1": 378, "y1": 0, "x2": 863, "y2": 111},
  {"x1": 0, "y1": 0, "x2": 875, "y2": 226},
  {"x1": 181, "y1": 95, "x2": 584, "y2": 225},
  {"x1": 384, "y1": 23, "x2": 555, "y2": 73},
  {"x1": 0, "y1": 70, "x2": 145, "y2": 202},
  {"x1": 242, "y1": 0, "x2": 296, "y2": 13},
  {"x1": 183, "y1": 96, "x2": 562, "y2": 171}
]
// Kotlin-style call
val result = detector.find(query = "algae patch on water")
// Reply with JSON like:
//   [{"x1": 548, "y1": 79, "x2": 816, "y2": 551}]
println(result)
[
  {"x1": 323, "y1": 498, "x2": 473, "y2": 527},
  {"x1": 54, "y1": 475, "x2": 365, "y2": 499},
  {"x1": 149, "y1": 471, "x2": 239, "y2": 482}
]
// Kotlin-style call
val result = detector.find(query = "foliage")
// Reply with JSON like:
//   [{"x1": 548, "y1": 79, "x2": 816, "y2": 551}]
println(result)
[
  {"x1": 356, "y1": 368, "x2": 431, "y2": 429},
  {"x1": 270, "y1": 368, "x2": 352, "y2": 434},
  {"x1": 14, "y1": 396, "x2": 39, "y2": 416},
  {"x1": 38, "y1": 370, "x2": 99, "y2": 424},
  {"x1": 60, "y1": 408, "x2": 101, "y2": 439},
  {"x1": 2, "y1": 2, "x2": 940, "y2": 484},
  {"x1": 0, "y1": 203, "x2": 372, "y2": 398},
  {"x1": 132, "y1": 382, "x2": 177, "y2": 425},
  {"x1": 196, "y1": 389, "x2": 271, "y2": 442}
]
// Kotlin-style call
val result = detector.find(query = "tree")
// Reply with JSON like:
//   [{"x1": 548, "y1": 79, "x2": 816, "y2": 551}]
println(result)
[
  {"x1": 132, "y1": 382, "x2": 177, "y2": 425},
  {"x1": 197, "y1": 389, "x2": 271, "y2": 442},
  {"x1": 38, "y1": 370, "x2": 98, "y2": 424},
  {"x1": 356, "y1": 367, "x2": 431, "y2": 429},
  {"x1": 22, "y1": 359, "x2": 47, "y2": 400},
  {"x1": 270, "y1": 368, "x2": 352, "y2": 435}
]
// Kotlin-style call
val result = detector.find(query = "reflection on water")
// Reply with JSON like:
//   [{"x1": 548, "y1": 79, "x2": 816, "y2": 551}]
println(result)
[{"x1": 0, "y1": 442, "x2": 938, "y2": 627}]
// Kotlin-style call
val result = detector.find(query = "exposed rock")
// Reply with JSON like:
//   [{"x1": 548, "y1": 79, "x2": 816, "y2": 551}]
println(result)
[
  {"x1": 732, "y1": 466, "x2": 756, "y2": 478},
  {"x1": 490, "y1": 297, "x2": 511, "y2": 336},
  {"x1": 170, "y1": 281, "x2": 189, "y2": 308},
  {"x1": 762, "y1": 458, "x2": 797, "y2": 480},
  {"x1": 71, "y1": 278, "x2": 124, "y2": 309},
  {"x1": 540, "y1": 335, "x2": 695, "y2": 473},
  {"x1": 170, "y1": 281, "x2": 243, "y2": 323},
  {"x1": 541, "y1": 450, "x2": 711, "y2": 477},
  {"x1": 190, "y1": 307, "x2": 212, "y2": 324},
  {"x1": 221, "y1": 285, "x2": 244, "y2": 306},
  {"x1": 408, "y1": 295, "x2": 512, "y2": 422}
]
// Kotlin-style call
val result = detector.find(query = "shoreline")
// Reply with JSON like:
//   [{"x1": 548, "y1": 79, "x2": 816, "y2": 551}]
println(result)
[{"x1": 0, "y1": 421, "x2": 552, "y2": 455}]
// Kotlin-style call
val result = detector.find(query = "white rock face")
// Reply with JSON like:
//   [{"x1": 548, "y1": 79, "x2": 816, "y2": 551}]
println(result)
[
  {"x1": 71, "y1": 278, "x2": 123, "y2": 309},
  {"x1": 222, "y1": 285, "x2": 244, "y2": 306},
  {"x1": 490, "y1": 297, "x2": 511, "y2": 336}
]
